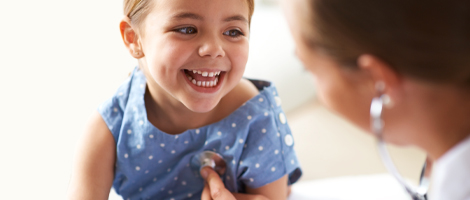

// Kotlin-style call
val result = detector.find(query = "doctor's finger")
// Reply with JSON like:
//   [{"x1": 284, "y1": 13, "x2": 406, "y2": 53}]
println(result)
[
  {"x1": 200, "y1": 167, "x2": 236, "y2": 200},
  {"x1": 201, "y1": 182, "x2": 212, "y2": 200}
]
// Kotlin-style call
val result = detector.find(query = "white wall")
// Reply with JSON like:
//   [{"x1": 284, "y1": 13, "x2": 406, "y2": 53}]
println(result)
[{"x1": 0, "y1": 1, "x2": 312, "y2": 199}]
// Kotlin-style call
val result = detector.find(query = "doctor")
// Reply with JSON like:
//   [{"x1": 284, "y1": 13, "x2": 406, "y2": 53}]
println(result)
[{"x1": 200, "y1": 0, "x2": 470, "y2": 199}]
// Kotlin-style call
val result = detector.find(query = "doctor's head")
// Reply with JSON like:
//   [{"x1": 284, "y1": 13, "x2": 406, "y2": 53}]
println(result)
[{"x1": 284, "y1": 0, "x2": 470, "y2": 157}]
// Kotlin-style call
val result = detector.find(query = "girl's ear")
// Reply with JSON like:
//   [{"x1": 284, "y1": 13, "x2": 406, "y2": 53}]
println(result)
[
  {"x1": 357, "y1": 54, "x2": 403, "y2": 104},
  {"x1": 120, "y1": 17, "x2": 144, "y2": 58}
]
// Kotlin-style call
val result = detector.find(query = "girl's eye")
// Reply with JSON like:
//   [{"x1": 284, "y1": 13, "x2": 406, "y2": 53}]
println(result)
[
  {"x1": 176, "y1": 27, "x2": 197, "y2": 34},
  {"x1": 224, "y1": 29, "x2": 244, "y2": 37}
]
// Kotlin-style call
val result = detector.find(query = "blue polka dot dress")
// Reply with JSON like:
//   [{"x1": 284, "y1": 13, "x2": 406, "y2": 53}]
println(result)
[{"x1": 99, "y1": 67, "x2": 302, "y2": 200}]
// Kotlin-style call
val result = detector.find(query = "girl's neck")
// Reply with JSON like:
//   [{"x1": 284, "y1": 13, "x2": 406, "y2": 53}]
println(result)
[{"x1": 144, "y1": 86, "x2": 218, "y2": 135}]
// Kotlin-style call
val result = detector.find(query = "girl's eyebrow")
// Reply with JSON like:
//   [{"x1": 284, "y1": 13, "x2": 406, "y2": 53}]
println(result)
[
  {"x1": 171, "y1": 12, "x2": 204, "y2": 21},
  {"x1": 224, "y1": 15, "x2": 248, "y2": 24},
  {"x1": 170, "y1": 12, "x2": 247, "y2": 24}
]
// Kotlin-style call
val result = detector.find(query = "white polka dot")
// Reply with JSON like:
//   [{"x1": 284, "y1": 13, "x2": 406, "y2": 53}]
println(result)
[
  {"x1": 239, "y1": 139, "x2": 244, "y2": 143},
  {"x1": 170, "y1": 198, "x2": 175, "y2": 200},
  {"x1": 139, "y1": 187, "x2": 142, "y2": 192},
  {"x1": 232, "y1": 123, "x2": 236, "y2": 127},
  {"x1": 259, "y1": 98, "x2": 264, "y2": 102},
  {"x1": 262, "y1": 128, "x2": 267, "y2": 133},
  {"x1": 195, "y1": 129, "x2": 200, "y2": 134},
  {"x1": 250, "y1": 178, "x2": 254, "y2": 182},
  {"x1": 113, "y1": 107, "x2": 118, "y2": 112},
  {"x1": 271, "y1": 167, "x2": 276, "y2": 172},
  {"x1": 148, "y1": 155, "x2": 153, "y2": 160},
  {"x1": 118, "y1": 92, "x2": 123, "y2": 96},
  {"x1": 133, "y1": 106, "x2": 137, "y2": 111},
  {"x1": 217, "y1": 131, "x2": 222, "y2": 136},
  {"x1": 136, "y1": 144, "x2": 141, "y2": 149},
  {"x1": 171, "y1": 150, "x2": 176, "y2": 154},
  {"x1": 285, "y1": 134, "x2": 294, "y2": 146},
  {"x1": 136, "y1": 166, "x2": 140, "y2": 171},
  {"x1": 168, "y1": 190, "x2": 173, "y2": 194},
  {"x1": 255, "y1": 163, "x2": 260, "y2": 168},
  {"x1": 174, "y1": 177, "x2": 178, "y2": 181},
  {"x1": 279, "y1": 113, "x2": 287, "y2": 124},
  {"x1": 274, "y1": 96, "x2": 282, "y2": 107},
  {"x1": 226, "y1": 175, "x2": 231, "y2": 180},
  {"x1": 277, "y1": 133, "x2": 281, "y2": 137},
  {"x1": 275, "y1": 150, "x2": 279, "y2": 154},
  {"x1": 258, "y1": 146, "x2": 264, "y2": 151},
  {"x1": 225, "y1": 146, "x2": 230, "y2": 150},
  {"x1": 109, "y1": 126, "x2": 113, "y2": 130},
  {"x1": 188, "y1": 193, "x2": 193, "y2": 198},
  {"x1": 149, "y1": 134, "x2": 154, "y2": 139},
  {"x1": 182, "y1": 181, "x2": 187, "y2": 185},
  {"x1": 184, "y1": 140, "x2": 189, "y2": 144},
  {"x1": 140, "y1": 84, "x2": 144, "y2": 88},
  {"x1": 139, "y1": 120, "x2": 144, "y2": 125},
  {"x1": 167, "y1": 168, "x2": 171, "y2": 172},
  {"x1": 160, "y1": 143, "x2": 165, "y2": 147},
  {"x1": 145, "y1": 170, "x2": 149, "y2": 174},
  {"x1": 158, "y1": 160, "x2": 162, "y2": 163},
  {"x1": 264, "y1": 112, "x2": 269, "y2": 116},
  {"x1": 124, "y1": 154, "x2": 128, "y2": 158},
  {"x1": 153, "y1": 177, "x2": 157, "y2": 181},
  {"x1": 247, "y1": 115, "x2": 252, "y2": 120},
  {"x1": 240, "y1": 161, "x2": 243, "y2": 165},
  {"x1": 273, "y1": 91, "x2": 276, "y2": 95},
  {"x1": 232, "y1": 160, "x2": 236, "y2": 165},
  {"x1": 205, "y1": 141, "x2": 208, "y2": 145},
  {"x1": 212, "y1": 148, "x2": 216, "y2": 152},
  {"x1": 291, "y1": 160, "x2": 295, "y2": 164},
  {"x1": 242, "y1": 103, "x2": 246, "y2": 106},
  {"x1": 175, "y1": 135, "x2": 179, "y2": 139},
  {"x1": 244, "y1": 144, "x2": 247, "y2": 148},
  {"x1": 127, "y1": 129, "x2": 132, "y2": 134}
]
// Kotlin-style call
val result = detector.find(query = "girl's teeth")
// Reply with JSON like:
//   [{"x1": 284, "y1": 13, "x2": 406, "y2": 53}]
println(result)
[
  {"x1": 202, "y1": 72, "x2": 208, "y2": 77},
  {"x1": 193, "y1": 70, "x2": 197, "y2": 74},
  {"x1": 192, "y1": 79, "x2": 197, "y2": 84},
  {"x1": 208, "y1": 72, "x2": 214, "y2": 77},
  {"x1": 197, "y1": 81, "x2": 202, "y2": 86}
]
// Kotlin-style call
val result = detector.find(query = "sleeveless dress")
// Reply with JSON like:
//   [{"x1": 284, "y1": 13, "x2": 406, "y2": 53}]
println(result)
[{"x1": 99, "y1": 67, "x2": 302, "y2": 200}]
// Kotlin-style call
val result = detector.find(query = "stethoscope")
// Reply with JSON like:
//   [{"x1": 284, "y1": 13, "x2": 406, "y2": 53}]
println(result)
[{"x1": 371, "y1": 94, "x2": 431, "y2": 200}]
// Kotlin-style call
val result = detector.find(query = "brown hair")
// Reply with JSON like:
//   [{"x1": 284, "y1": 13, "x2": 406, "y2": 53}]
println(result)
[
  {"x1": 303, "y1": 0, "x2": 470, "y2": 87},
  {"x1": 124, "y1": 0, "x2": 255, "y2": 27}
]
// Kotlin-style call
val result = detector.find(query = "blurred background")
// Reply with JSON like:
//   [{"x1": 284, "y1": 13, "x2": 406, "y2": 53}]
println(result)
[{"x1": 0, "y1": 0, "x2": 425, "y2": 199}]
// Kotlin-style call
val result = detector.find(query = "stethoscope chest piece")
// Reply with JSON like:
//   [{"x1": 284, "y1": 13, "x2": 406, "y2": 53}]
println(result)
[{"x1": 190, "y1": 151, "x2": 227, "y2": 176}]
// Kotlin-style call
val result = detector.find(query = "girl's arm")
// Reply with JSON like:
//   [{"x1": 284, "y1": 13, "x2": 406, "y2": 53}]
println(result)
[
  {"x1": 67, "y1": 111, "x2": 116, "y2": 200},
  {"x1": 243, "y1": 175, "x2": 289, "y2": 200}
]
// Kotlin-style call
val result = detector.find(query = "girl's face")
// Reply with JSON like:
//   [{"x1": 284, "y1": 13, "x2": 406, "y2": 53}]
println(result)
[
  {"x1": 138, "y1": 0, "x2": 250, "y2": 113},
  {"x1": 283, "y1": 0, "x2": 375, "y2": 132}
]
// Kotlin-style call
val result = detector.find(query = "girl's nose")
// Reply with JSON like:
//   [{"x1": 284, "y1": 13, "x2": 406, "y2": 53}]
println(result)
[{"x1": 198, "y1": 36, "x2": 226, "y2": 59}]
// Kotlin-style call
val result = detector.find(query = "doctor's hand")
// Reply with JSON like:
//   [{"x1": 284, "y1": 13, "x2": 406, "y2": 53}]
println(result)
[
  {"x1": 200, "y1": 167, "x2": 269, "y2": 200},
  {"x1": 200, "y1": 167, "x2": 236, "y2": 200}
]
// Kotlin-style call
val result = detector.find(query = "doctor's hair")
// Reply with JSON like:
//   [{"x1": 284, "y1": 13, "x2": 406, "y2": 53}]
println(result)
[
  {"x1": 302, "y1": 0, "x2": 470, "y2": 88},
  {"x1": 124, "y1": 0, "x2": 255, "y2": 28}
]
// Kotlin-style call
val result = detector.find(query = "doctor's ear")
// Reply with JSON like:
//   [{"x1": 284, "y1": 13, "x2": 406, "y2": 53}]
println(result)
[
  {"x1": 120, "y1": 17, "x2": 144, "y2": 58},
  {"x1": 357, "y1": 54, "x2": 403, "y2": 104}
]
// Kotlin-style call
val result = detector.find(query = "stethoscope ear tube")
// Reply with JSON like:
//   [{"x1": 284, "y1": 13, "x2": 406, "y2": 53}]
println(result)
[{"x1": 371, "y1": 95, "x2": 428, "y2": 200}]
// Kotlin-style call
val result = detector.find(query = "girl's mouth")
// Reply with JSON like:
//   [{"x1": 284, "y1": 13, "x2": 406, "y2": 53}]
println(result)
[{"x1": 183, "y1": 69, "x2": 225, "y2": 88}]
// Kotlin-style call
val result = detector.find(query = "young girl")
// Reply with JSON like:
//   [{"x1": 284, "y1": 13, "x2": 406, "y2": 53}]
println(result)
[{"x1": 67, "y1": 0, "x2": 302, "y2": 199}]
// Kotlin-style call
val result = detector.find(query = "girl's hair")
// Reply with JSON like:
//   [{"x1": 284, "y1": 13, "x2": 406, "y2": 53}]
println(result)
[
  {"x1": 303, "y1": 0, "x2": 470, "y2": 87},
  {"x1": 124, "y1": 0, "x2": 255, "y2": 28}
]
